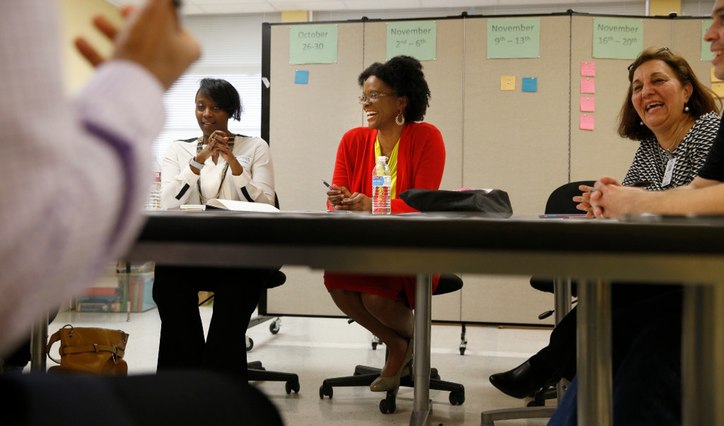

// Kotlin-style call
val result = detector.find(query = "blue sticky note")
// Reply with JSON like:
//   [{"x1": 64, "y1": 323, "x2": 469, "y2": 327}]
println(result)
[
  {"x1": 294, "y1": 70, "x2": 309, "y2": 85},
  {"x1": 522, "y1": 77, "x2": 538, "y2": 93}
]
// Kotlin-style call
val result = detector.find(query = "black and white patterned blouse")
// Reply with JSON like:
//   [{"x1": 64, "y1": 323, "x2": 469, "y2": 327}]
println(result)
[{"x1": 622, "y1": 111, "x2": 720, "y2": 191}]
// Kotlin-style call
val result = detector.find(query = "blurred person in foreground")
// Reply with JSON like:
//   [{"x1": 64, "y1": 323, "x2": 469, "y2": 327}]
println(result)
[{"x1": 0, "y1": 1, "x2": 281, "y2": 425}]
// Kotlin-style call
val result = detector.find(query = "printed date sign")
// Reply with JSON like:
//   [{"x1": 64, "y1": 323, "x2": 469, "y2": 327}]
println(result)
[
  {"x1": 487, "y1": 18, "x2": 540, "y2": 59},
  {"x1": 592, "y1": 17, "x2": 643, "y2": 60},
  {"x1": 386, "y1": 21, "x2": 437, "y2": 61},
  {"x1": 290, "y1": 24, "x2": 338, "y2": 64}
]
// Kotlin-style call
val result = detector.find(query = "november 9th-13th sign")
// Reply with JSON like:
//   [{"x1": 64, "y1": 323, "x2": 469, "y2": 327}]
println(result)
[{"x1": 487, "y1": 17, "x2": 540, "y2": 59}]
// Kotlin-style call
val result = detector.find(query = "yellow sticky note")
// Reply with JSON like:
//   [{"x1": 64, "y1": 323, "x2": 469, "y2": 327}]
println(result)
[
  {"x1": 711, "y1": 67, "x2": 723, "y2": 83},
  {"x1": 500, "y1": 75, "x2": 516, "y2": 91},
  {"x1": 712, "y1": 82, "x2": 724, "y2": 98}
]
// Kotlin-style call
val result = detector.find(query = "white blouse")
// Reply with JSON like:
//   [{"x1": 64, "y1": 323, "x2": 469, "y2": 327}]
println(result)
[{"x1": 161, "y1": 135, "x2": 276, "y2": 209}]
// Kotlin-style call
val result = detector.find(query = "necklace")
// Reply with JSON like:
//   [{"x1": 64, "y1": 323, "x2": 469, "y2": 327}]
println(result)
[
  {"x1": 196, "y1": 136, "x2": 232, "y2": 203},
  {"x1": 662, "y1": 119, "x2": 691, "y2": 157}
]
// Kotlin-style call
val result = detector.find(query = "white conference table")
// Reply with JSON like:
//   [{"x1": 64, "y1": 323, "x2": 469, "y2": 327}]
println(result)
[{"x1": 122, "y1": 210, "x2": 723, "y2": 426}]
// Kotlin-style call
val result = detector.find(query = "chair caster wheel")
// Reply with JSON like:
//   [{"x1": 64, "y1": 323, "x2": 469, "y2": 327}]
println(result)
[
  {"x1": 449, "y1": 390, "x2": 465, "y2": 405},
  {"x1": 286, "y1": 380, "x2": 300, "y2": 394},
  {"x1": 527, "y1": 399, "x2": 545, "y2": 407},
  {"x1": 269, "y1": 318, "x2": 281, "y2": 334},
  {"x1": 319, "y1": 383, "x2": 333, "y2": 399},
  {"x1": 379, "y1": 392, "x2": 396, "y2": 414},
  {"x1": 245, "y1": 336, "x2": 254, "y2": 351}
]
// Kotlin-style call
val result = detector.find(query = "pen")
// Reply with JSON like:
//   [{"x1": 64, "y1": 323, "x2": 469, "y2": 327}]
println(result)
[{"x1": 322, "y1": 180, "x2": 331, "y2": 189}]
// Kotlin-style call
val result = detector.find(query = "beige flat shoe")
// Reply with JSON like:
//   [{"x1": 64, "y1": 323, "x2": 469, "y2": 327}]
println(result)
[{"x1": 370, "y1": 338, "x2": 414, "y2": 392}]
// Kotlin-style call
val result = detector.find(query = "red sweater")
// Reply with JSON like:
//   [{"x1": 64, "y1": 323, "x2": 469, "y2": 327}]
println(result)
[
  {"x1": 329, "y1": 122, "x2": 446, "y2": 212},
  {"x1": 324, "y1": 122, "x2": 446, "y2": 305}
]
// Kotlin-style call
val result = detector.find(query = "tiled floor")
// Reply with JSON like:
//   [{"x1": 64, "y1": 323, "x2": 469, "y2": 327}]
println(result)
[{"x1": 48, "y1": 307, "x2": 554, "y2": 426}]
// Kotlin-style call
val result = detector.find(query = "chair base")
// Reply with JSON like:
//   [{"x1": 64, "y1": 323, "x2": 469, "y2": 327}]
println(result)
[
  {"x1": 319, "y1": 364, "x2": 465, "y2": 414},
  {"x1": 481, "y1": 406, "x2": 556, "y2": 426},
  {"x1": 248, "y1": 360, "x2": 300, "y2": 394}
]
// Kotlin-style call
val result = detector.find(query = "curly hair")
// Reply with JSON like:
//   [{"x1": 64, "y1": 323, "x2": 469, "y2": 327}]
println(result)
[
  {"x1": 358, "y1": 55, "x2": 431, "y2": 122},
  {"x1": 196, "y1": 78, "x2": 242, "y2": 121},
  {"x1": 618, "y1": 47, "x2": 720, "y2": 141}
]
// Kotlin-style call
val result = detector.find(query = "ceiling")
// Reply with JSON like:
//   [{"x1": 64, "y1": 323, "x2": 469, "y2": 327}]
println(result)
[{"x1": 107, "y1": 0, "x2": 646, "y2": 16}]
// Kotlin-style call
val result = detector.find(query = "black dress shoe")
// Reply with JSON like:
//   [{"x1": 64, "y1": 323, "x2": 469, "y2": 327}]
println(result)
[{"x1": 489, "y1": 359, "x2": 557, "y2": 399}]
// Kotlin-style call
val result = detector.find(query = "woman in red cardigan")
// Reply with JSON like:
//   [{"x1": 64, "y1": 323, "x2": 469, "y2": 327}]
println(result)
[{"x1": 324, "y1": 56, "x2": 446, "y2": 392}]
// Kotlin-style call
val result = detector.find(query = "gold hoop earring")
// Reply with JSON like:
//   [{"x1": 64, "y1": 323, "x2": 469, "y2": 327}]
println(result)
[{"x1": 395, "y1": 112, "x2": 405, "y2": 126}]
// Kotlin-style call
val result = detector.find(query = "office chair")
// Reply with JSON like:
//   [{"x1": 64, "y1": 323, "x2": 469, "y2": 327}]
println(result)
[
  {"x1": 319, "y1": 273, "x2": 466, "y2": 414},
  {"x1": 247, "y1": 269, "x2": 301, "y2": 394},
  {"x1": 482, "y1": 180, "x2": 593, "y2": 425}
]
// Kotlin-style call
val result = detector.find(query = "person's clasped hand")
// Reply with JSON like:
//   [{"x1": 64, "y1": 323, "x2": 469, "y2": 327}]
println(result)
[
  {"x1": 588, "y1": 176, "x2": 629, "y2": 219},
  {"x1": 201, "y1": 130, "x2": 230, "y2": 160},
  {"x1": 573, "y1": 184, "x2": 596, "y2": 217}
]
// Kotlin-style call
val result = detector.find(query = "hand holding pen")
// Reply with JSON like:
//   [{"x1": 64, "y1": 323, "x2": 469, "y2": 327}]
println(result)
[{"x1": 322, "y1": 180, "x2": 354, "y2": 210}]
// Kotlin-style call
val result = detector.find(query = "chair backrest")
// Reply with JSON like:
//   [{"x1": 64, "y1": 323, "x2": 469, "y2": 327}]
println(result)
[
  {"x1": 544, "y1": 180, "x2": 595, "y2": 214},
  {"x1": 434, "y1": 273, "x2": 463, "y2": 295}
]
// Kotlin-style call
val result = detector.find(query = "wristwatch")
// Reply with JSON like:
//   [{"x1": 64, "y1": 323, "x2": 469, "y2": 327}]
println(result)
[{"x1": 189, "y1": 157, "x2": 205, "y2": 170}]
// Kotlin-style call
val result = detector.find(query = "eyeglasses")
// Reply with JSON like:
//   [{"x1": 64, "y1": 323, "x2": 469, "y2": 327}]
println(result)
[
  {"x1": 358, "y1": 92, "x2": 393, "y2": 104},
  {"x1": 627, "y1": 47, "x2": 671, "y2": 71}
]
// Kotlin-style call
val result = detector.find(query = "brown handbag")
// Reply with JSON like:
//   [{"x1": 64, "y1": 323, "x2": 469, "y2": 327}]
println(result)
[{"x1": 46, "y1": 324, "x2": 129, "y2": 375}]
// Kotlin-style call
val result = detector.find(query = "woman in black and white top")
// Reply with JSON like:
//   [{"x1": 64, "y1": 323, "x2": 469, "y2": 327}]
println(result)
[
  {"x1": 491, "y1": 47, "x2": 721, "y2": 419},
  {"x1": 154, "y1": 78, "x2": 276, "y2": 378}
]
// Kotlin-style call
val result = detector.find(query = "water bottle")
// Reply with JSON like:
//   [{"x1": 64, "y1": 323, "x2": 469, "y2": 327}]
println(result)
[
  {"x1": 145, "y1": 161, "x2": 162, "y2": 210},
  {"x1": 371, "y1": 156, "x2": 391, "y2": 215}
]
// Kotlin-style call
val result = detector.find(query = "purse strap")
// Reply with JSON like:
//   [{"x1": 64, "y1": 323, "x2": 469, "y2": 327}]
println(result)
[
  {"x1": 60, "y1": 344, "x2": 125, "y2": 358},
  {"x1": 46, "y1": 329, "x2": 62, "y2": 364}
]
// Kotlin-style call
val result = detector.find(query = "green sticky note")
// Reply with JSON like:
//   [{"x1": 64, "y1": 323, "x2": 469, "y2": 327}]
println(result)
[
  {"x1": 289, "y1": 24, "x2": 338, "y2": 65},
  {"x1": 592, "y1": 17, "x2": 643, "y2": 60},
  {"x1": 487, "y1": 18, "x2": 540, "y2": 59},
  {"x1": 386, "y1": 21, "x2": 437, "y2": 61}
]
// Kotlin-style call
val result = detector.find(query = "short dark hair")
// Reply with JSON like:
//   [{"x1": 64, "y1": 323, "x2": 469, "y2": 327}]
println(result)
[
  {"x1": 196, "y1": 78, "x2": 242, "y2": 121},
  {"x1": 358, "y1": 55, "x2": 431, "y2": 122},
  {"x1": 618, "y1": 47, "x2": 720, "y2": 141}
]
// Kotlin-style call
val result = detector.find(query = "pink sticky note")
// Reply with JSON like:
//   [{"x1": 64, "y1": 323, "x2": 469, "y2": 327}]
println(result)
[
  {"x1": 580, "y1": 96, "x2": 595, "y2": 112},
  {"x1": 580, "y1": 114, "x2": 595, "y2": 131},
  {"x1": 581, "y1": 61, "x2": 596, "y2": 77},
  {"x1": 580, "y1": 78, "x2": 596, "y2": 94}
]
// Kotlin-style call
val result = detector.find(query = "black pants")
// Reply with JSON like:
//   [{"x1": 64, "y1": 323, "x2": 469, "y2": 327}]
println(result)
[
  {"x1": 530, "y1": 283, "x2": 681, "y2": 382},
  {"x1": 3, "y1": 371, "x2": 283, "y2": 426},
  {"x1": 152, "y1": 266, "x2": 273, "y2": 378},
  {"x1": 548, "y1": 289, "x2": 682, "y2": 426}
]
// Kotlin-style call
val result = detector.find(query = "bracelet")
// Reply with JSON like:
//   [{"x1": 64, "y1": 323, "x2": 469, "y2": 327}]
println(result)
[{"x1": 189, "y1": 157, "x2": 205, "y2": 170}]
